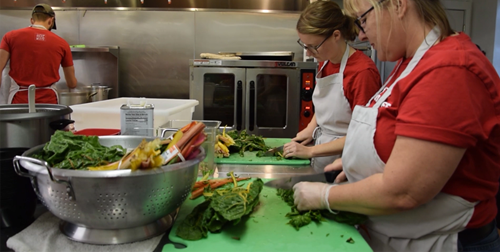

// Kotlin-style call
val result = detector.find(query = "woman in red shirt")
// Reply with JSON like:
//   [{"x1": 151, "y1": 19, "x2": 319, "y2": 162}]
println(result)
[
  {"x1": 283, "y1": 0, "x2": 382, "y2": 172},
  {"x1": 292, "y1": 0, "x2": 500, "y2": 251}
]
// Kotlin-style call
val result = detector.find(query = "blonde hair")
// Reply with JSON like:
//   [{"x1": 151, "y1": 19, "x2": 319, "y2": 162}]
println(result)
[
  {"x1": 297, "y1": 0, "x2": 358, "y2": 41},
  {"x1": 343, "y1": 0, "x2": 454, "y2": 41}
]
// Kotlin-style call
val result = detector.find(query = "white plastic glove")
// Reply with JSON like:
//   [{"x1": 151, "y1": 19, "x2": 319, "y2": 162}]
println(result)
[{"x1": 293, "y1": 182, "x2": 337, "y2": 213}]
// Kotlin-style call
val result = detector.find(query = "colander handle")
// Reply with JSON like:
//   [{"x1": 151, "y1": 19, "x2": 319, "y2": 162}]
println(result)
[
  {"x1": 159, "y1": 128, "x2": 178, "y2": 138},
  {"x1": 13, "y1": 155, "x2": 43, "y2": 200},
  {"x1": 13, "y1": 156, "x2": 76, "y2": 201}
]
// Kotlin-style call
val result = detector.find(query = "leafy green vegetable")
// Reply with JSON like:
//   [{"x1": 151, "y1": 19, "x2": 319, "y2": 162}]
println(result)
[
  {"x1": 285, "y1": 207, "x2": 324, "y2": 230},
  {"x1": 226, "y1": 130, "x2": 270, "y2": 157},
  {"x1": 176, "y1": 176, "x2": 264, "y2": 241},
  {"x1": 276, "y1": 188, "x2": 367, "y2": 230},
  {"x1": 32, "y1": 130, "x2": 126, "y2": 170},
  {"x1": 174, "y1": 201, "x2": 210, "y2": 240},
  {"x1": 322, "y1": 210, "x2": 368, "y2": 226}
]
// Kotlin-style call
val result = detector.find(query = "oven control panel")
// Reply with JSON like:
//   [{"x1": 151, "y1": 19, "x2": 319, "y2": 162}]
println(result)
[{"x1": 299, "y1": 70, "x2": 315, "y2": 131}]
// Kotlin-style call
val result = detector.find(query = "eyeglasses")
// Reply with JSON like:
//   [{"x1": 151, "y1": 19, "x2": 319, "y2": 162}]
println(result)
[
  {"x1": 297, "y1": 32, "x2": 333, "y2": 55},
  {"x1": 354, "y1": 0, "x2": 386, "y2": 34}
]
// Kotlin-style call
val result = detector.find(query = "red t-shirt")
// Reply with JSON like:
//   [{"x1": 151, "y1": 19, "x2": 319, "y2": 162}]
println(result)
[
  {"x1": 370, "y1": 33, "x2": 500, "y2": 228},
  {"x1": 318, "y1": 50, "x2": 382, "y2": 110},
  {"x1": 0, "y1": 27, "x2": 73, "y2": 103}
]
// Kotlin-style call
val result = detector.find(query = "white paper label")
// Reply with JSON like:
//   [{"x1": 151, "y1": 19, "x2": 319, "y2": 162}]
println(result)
[{"x1": 161, "y1": 145, "x2": 186, "y2": 164}]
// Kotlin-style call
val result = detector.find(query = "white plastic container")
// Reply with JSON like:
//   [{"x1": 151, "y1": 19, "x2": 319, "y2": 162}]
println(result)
[{"x1": 69, "y1": 98, "x2": 199, "y2": 132}]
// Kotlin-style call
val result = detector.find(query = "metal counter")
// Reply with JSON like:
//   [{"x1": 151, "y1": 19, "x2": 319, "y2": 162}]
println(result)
[{"x1": 213, "y1": 163, "x2": 314, "y2": 179}]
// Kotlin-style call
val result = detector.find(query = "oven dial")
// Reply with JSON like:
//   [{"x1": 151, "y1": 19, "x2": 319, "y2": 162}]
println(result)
[{"x1": 301, "y1": 88, "x2": 313, "y2": 101}]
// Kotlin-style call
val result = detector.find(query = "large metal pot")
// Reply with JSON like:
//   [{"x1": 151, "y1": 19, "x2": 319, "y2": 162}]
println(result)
[
  {"x1": 58, "y1": 89, "x2": 97, "y2": 106},
  {"x1": 13, "y1": 135, "x2": 205, "y2": 244},
  {"x1": 89, "y1": 85, "x2": 111, "y2": 102},
  {"x1": 0, "y1": 104, "x2": 72, "y2": 148}
]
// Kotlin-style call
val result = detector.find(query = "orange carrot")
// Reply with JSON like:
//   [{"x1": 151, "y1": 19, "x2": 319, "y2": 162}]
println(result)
[{"x1": 190, "y1": 177, "x2": 251, "y2": 199}]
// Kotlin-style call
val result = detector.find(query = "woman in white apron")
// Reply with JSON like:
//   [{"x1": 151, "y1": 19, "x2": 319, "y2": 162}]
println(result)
[
  {"x1": 292, "y1": 0, "x2": 500, "y2": 251},
  {"x1": 283, "y1": 0, "x2": 382, "y2": 172}
]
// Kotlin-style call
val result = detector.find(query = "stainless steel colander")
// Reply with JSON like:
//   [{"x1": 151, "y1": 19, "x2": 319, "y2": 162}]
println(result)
[{"x1": 13, "y1": 135, "x2": 205, "y2": 244}]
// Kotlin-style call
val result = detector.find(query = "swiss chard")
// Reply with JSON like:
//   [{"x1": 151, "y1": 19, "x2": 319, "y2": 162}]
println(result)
[
  {"x1": 226, "y1": 130, "x2": 270, "y2": 157},
  {"x1": 176, "y1": 174, "x2": 264, "y2": 240},
  {"x1": 276, "y1": 188, "x2": 367, "y2": 230},
  {"x1": 33, "y1": 130, "x2": 125, "y2": 170}
]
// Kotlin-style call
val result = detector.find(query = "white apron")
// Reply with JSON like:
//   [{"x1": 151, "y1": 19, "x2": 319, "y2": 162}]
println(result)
[
  {"x1": 0, "y1": 61, "x2": 11, "y2": 104},
  {"x1": 7, "y1": 80, "x2": 59, "y2": 104},
  {"x1": 342, "y1": 27, "x2": 476, "y2": 252},
  {"x1": 311, "y1": 44, "x2": 352, "y2": 172}
]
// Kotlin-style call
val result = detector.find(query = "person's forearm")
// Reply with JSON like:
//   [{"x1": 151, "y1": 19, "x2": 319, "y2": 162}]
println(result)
[
  {"x1": 63, "y1": 66, "x2": 77, "y2": 89},
  {"x1": 307, "y1": 114, "x2": 318, "y2": 130},
  {"x1": 327, "y1": 174, "x2": 411, "y2": 215},
  {"x1": 325, "y1": 136, "x2": 465, "y2": 216},
  {"x1": 310, "y1": 137, "x2": 345, "y2": 157}
]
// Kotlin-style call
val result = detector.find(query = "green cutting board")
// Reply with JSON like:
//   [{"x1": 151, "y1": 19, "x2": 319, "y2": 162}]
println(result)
[
  {"x1": 164, "y1": 179, "x2": 372, "y2": 252},
  {"x1": 215, "y1": 138, "x2": 311, "y2": 165}
]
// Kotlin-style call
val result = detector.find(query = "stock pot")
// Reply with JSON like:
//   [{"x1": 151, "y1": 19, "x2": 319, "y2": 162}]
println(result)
[
  {"x1": 0, "y1": 104, "x2": 72, "y2": 148},
  {"x1": 58, "y1": 89, "x2": 97, "y2": 105},
  {"x1": 89, "y1": 85, "x2": 111, "y2": 102}
]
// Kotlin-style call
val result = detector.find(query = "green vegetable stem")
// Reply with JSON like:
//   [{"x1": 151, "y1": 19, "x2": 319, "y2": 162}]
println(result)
[{"x1": 176, "y1": 173, "x2": 264, "y2": 241}]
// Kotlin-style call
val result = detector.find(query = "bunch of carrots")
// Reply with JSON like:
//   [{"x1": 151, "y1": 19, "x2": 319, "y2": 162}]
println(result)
[{"x1": 190, "y1": 175, "x2": 251, "y2": 199}]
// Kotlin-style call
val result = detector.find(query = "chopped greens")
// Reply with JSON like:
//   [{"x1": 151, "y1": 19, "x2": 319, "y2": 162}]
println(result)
[
  {"x1": 176, "y1": 173, "x2": 264, "y2": 241},
  {"x1": 276, "y1": 188, "x2": 367, "y2": 230},
  {"x1": 226, "y1": 130, "x2": 271, "y2": 157},
  {"x1": 32, "y1": 130, "x2": 125, "y2": 170}
]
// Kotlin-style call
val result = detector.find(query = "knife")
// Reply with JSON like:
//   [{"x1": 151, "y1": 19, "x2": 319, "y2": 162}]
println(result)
[
  {"x1": 261, "y1": 145, "x2": 284, "y2": 157},
  {"x1": 264, "y1": 170, "x2": 342, "y2": 190}
]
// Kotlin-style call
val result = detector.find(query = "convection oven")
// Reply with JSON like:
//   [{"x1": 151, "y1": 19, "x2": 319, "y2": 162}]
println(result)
[{"x1": 190, "y1": 59, "x2": 317, "y2": 138}]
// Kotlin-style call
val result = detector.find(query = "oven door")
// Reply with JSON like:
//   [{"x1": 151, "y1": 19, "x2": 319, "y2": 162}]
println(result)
[
  {"x1": 245, "y1": 68, "x2": 300, "y2": 138},
  {"x1": 190, "y1": 67, "x2": 245, "y2": 131}
]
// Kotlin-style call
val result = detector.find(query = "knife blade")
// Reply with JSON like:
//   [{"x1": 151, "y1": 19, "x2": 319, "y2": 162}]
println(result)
[
  {"x1": 261, "y1": 145, "x2": 284, "y2": 157},
  {"x1": 264, "y1": 170, "x2": 342, "y2": 190}
]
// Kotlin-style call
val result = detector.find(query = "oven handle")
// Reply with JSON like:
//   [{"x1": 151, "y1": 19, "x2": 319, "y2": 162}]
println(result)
[
  {"x1": 236, "y1": 80, "x2": 243, "y2": 131},
  {"x1": 249, "y1": 80, "x2": 255, "y2": 131}
]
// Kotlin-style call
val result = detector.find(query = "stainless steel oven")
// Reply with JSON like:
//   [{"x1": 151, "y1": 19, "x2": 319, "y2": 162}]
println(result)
[{"x1": 190, "y1": 59, "x2": 317, "y2": 138}]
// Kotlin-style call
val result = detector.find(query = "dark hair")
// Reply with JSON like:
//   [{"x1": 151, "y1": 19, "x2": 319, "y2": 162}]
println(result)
[
  {"x1": 476, "y1": 44, "x2": 486, "y2": 56},
  {"x1": 297, "y1": 0, "x2": 358, "y2": 41}
]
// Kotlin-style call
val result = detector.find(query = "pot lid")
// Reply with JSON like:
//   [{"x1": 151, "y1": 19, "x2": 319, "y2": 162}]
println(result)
[{"x1": 0, "y1": 104, "x2": 73, "y2": 121}]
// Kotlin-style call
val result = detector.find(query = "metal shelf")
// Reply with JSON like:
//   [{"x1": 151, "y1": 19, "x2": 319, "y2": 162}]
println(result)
[{"x1": 69, "y1": 46, "x2": 120, "y2": 58}]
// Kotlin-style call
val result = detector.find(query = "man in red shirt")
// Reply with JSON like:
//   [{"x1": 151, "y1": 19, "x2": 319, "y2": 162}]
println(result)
[{"x1": 0, "y1": 3, "x2": 77, "y2": 104}]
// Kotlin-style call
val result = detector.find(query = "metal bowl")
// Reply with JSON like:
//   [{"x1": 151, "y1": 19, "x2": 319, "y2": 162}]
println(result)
[{"x1": 13, "y1": 135, "x2": 205, "y2": 244}]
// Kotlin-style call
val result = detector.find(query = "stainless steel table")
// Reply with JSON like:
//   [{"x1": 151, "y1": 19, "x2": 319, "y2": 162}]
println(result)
[{"x1": 213, "y1": 163, "x2": 315, "y2": 179}]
